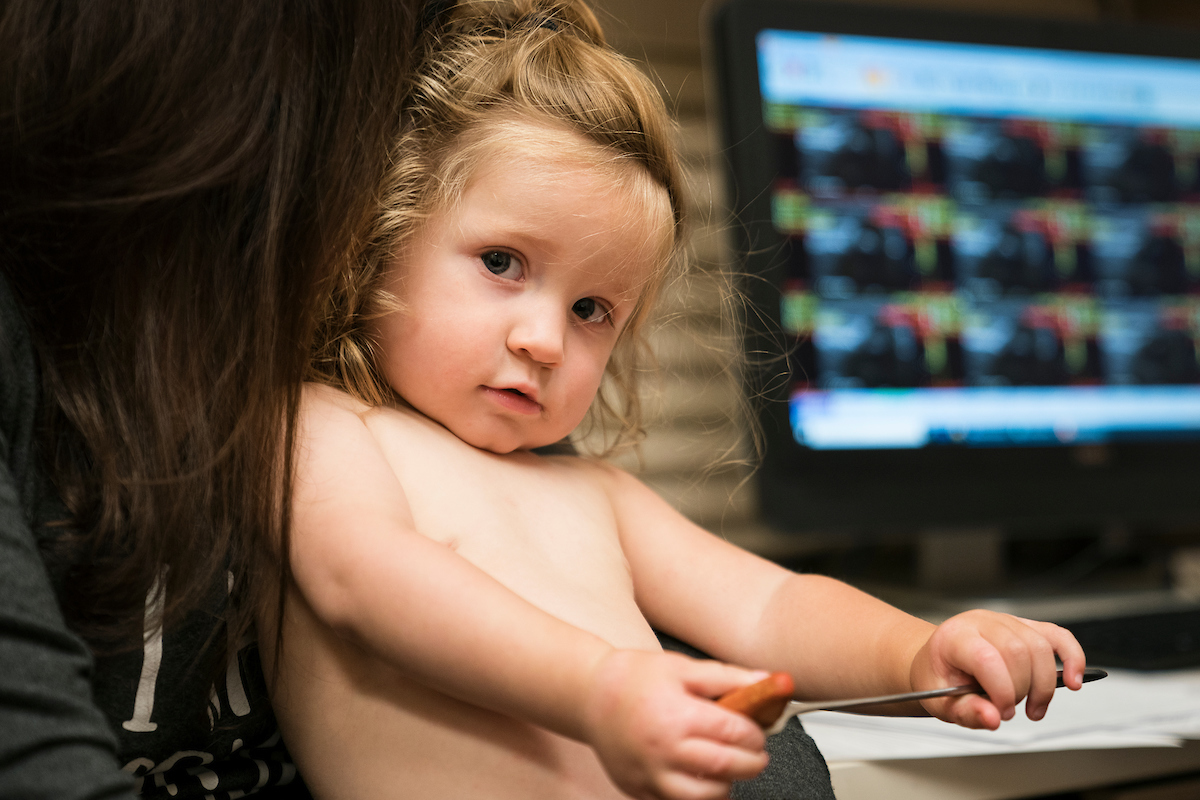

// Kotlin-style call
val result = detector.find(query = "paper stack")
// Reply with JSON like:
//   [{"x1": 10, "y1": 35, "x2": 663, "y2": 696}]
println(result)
[{"x1": 802, "y1": 669, "x2": 1200, "y2": 761}]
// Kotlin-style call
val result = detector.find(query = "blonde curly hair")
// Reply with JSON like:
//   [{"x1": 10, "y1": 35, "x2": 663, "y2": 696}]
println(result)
[{"x1": 311, "y1": 0, "x2": 687, "y2": 454}]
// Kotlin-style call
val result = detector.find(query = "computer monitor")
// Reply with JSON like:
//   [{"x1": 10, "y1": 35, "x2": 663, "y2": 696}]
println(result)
[{"x1": 707, "y1": 0, "x2": 1200, "y2": 535}]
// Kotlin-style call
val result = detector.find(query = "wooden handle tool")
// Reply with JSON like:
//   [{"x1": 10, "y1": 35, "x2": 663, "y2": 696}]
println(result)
[{"x1": 716, "y1": 671, "x2": 795, "y2": 728}]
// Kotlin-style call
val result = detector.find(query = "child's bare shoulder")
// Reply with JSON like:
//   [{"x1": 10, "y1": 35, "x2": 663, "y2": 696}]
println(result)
[
  {"x1": 293, "y1": 384, "x2": 422, "y2": 536},
  {"x1": 297, "y1": 382, "x2": 378, "y2": 449},
  {"x1": 301, "y1": 381, "x2": 372, "y2": 418},
  {"x1": 294, "y1": 383, "x2": 387, "y2": 469},
  {"x1": 539, "y1": 451, "x2": 624, "y2": 474},
  {"x1": 299, "y1": 383, "x2": 468, "y2": 482},
  {"x1": 300, "y1": 383, "x2": 420, "y2": 439},
  {"x1": 533, "y1": 452, "x2": 631, "y2": 494},
  {"x1": 296, "y1": 383, "x2": 424, "y2": 475},
  {"x1": 545, "y1": 456, "x2": 673, "y2": 519}
]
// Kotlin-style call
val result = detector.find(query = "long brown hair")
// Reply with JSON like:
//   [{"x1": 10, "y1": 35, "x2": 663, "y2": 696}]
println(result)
[
  {"x1": 0, "y1": 0, "x2": 419, "y2": 657},
  {"x1": 311, "y1": 0, "x2": 687, "y2": 455}
]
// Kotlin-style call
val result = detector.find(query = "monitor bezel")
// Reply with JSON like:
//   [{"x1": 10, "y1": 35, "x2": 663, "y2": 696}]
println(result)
[{"x1": 707, "y1": 0, "x2": 1200, "y2": 534}]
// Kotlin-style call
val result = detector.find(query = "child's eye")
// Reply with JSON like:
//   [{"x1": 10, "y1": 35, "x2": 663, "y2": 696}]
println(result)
[
  {"x1": 572, "y1": 297, "x2": 612, "y2": 325},
  {"x1": 481, "y1": 250, "x2": 522, "y2": 280}
]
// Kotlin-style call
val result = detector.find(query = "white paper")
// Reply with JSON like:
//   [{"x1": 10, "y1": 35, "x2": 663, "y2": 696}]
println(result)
[{"x1": 801, "y1": 669, "x2": 1200, "y2": 761}]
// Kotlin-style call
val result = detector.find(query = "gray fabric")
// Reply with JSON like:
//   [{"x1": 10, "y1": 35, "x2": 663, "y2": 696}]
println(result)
[
  {"x1": 656, "y1": 632, "x2": 837, "y2": 799},
  {"x1": 0, "y1": 272, "x2": 293, "y2": 799},
  {"x1": 732, "y1": 717, "x2": 836, "y2": 800},
  {"x1": 0, "y1": 273, "x2": 136, "y2": 799}
]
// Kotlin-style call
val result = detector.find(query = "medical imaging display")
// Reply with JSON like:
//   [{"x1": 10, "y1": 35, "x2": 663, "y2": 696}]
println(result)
[{"x1": 759, "y1": 32, "x2": 1200, "y2": 448}]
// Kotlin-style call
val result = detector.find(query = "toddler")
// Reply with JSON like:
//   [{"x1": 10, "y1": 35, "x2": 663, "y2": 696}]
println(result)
[{"x1": 265, "y1": 1, "x2": 1087, "y2": 799}]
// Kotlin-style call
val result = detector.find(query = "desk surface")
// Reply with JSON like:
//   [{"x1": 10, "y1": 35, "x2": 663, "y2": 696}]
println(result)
[
  {"x1": 828, "y1": 740, "x2": 1200, "y2": 800},
  {"x1": 818, "y1": 666, "x2": 1200, "y2": 800}
]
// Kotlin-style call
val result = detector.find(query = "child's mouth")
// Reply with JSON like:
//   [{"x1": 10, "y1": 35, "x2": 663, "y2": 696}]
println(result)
[{"x1": 483, "y1": 385, "x2": 541, "y2": 414}]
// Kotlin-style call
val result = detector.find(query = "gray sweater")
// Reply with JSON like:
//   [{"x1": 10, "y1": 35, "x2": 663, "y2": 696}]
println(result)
[
  {"x1": 0, "y1": 274, "x2": 299, "y2": 800},
  {"x1": 0, "y1": 273, "x2": 134, "y2": 799}
]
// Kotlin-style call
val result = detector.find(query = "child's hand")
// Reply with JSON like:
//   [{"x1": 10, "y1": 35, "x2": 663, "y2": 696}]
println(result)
[
  {"x1": 582, "y1": 649, "x2": 770, "y2": 800},
  {"x1": 910, "y1": 609, "x2": 1087, "y2": 730}
]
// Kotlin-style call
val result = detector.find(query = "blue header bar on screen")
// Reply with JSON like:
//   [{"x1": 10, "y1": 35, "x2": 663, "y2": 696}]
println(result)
[{"x1": 758, "y1": 30, "x2": 1200, "y2": 128}]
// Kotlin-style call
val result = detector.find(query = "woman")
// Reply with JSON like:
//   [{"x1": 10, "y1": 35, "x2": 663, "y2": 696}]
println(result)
[{"x1": 0, "y1": 2, "x2": 420, "y2": 796}]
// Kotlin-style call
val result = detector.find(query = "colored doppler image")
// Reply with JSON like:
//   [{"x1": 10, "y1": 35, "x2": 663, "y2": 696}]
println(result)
[
  {"x1": 804, "y1": 297, "x2": 954, "y2": 389},
  {"x1": 961, "y1": 298, "x2": 1101, "y2": 388},
  {"x1": 1101, "y1": 302, "x2": 1200, "y2": 385},
  {"x1": 768, "y1": 103, "x2": 1200, "y2": 392}
]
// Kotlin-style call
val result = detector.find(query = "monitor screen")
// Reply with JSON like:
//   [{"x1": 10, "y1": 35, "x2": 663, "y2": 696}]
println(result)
[
  {"x1": 708, "y1": 0, "x2": 1200, "y2": 531},
  {"x1": 762, "y1": 29, "x2": 1200, "y2": 450}
]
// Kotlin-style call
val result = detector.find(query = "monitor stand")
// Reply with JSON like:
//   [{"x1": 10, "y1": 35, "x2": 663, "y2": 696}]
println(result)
[
  {"x1": 917, "y1": 527, "x2": 1006, "y2": 595},
  {"x1": 902, "y1": 525, "x2": 1197, "y2": 630}
]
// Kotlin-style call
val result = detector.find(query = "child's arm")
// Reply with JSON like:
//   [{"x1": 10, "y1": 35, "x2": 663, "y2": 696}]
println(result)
[
  {"x1": 281, "y1": 385, "x2": 768, "y2": 799},
  {"x1": 602, "y1": 465, "x2": 1086, "y2": 731}
]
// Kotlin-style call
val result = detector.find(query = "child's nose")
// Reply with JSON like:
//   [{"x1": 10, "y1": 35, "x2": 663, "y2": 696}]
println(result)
[{"x1": 507, "y1": 306, "x2": 566, "y2": 367}]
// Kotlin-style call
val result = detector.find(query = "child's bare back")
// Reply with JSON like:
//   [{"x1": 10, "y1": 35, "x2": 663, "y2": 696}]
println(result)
[{"x1": 270, "y1": 385, "x2": 660, "y2": 799}]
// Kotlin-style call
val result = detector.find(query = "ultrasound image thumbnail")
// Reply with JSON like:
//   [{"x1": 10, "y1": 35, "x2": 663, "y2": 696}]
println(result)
[
  {"x1": 962, "y1": 302, "x2": 1068, "y2": 387},
  {"x1": 1091, "y1": 211, "x2": 1190, "y2": 297},
  {"x1": 1100, "y1": 302, "x2": 1200, "y2": 385},
  {"x1": 1083, "y1": 127, "x2": 1177, "y2": 205},
  {"x1": 952, "y1": 210, "x2": 1058, "y2": 298},
  {"x1": 814, "y1": 301, "x2": 929, "y2": 389},
  {"x1": 944, "y1": 121, "x2": 1046, "y2": 204},
  {"x1": 797, "y1": 112, "x2": 910, "y2": 196},
  {"x1": 806, "y1": 210, "x2": 917, "y2": 297}
]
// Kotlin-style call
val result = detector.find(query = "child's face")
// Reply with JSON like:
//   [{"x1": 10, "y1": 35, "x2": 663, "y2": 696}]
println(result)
[{"x1": 374, "y1": 131, "x2": 672, "y2": 454}]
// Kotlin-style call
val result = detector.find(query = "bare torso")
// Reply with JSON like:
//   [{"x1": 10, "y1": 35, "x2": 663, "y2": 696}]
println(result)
[{"x1": 271, "y1": 398, "x2": 660, "y2": 799}]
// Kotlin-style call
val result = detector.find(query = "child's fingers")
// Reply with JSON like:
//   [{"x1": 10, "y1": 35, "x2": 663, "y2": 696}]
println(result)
[
  {"x1": 680, "y1": 658, "x2": 769, "y2": 700},
  {"x1": 954, "y1": 637, "x2": 1023, "y2": 720},
  {"x1": 1018, "y1": 617, "x2": 1088, "y2": 688},
  {"x1": 1013, "y1": 618, "x2": 1087, "y2": 720},
  {"x1": 1006, "y1": 617, "x2": 1070, "y2": 721},
  {"x1": 676, "y1": 660, "x2": 772, "y2": 746},
  {"x1": 674, "y1": 738, "x2": 770, "y2": 782},
  {"x1": 687, "y1": 702, "x2": 766, "y2": 751},
  {"x1": 1019, "y1": 631, "x2": 1059, "y2": 721},
  {"x1": 941, "y1": 693, "x2": 1002, "y2": 730},
  {"x1": 1057, "y1": 639, "x2": 1088, "y2": 690},
  {"x1": 928, "y1": 612, "x2": 1036, "y2": 721},
  {"x1": 924, "y1": 610, "x2": 1091, "y2": 730},
  {"x1": 655, "y1": 771, "x2": 735, "y2": 800}
]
